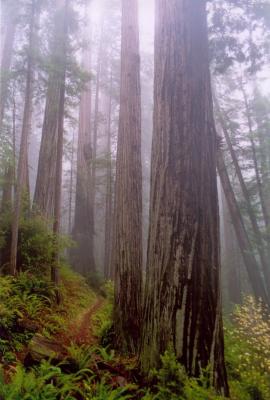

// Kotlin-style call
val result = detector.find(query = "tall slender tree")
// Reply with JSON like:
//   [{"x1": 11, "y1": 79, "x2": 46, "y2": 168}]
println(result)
[
  {"x1": 141, "y1": 1, "x2": 228, "y2": 394},
  {"x1": 217, "y1": 150, "x2": 269, "y2": 305},
  {"x1": 104, "y1": 69, "x2": 113, "y2": 279},
  {"x1": 215, "y1": 95, "x2": 270, "y2": 293},
  {"x1": 113, "y1": 0, "x2": 143, "y2": 353},
  {"x1": 51, "y1": 0, "x2": 69, "y2": 286},
  {"x1": 72, "y1": 4, "x2": 96, "y2": 276},
  {"x1": 9, "y1": 0, "x2": 39, "y2": 275},
  {"x1": 0, "y1": 0, "x2": 19, "y2": 129}
]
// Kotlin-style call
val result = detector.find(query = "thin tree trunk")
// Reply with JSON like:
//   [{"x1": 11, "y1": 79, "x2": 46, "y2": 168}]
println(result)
[
  {"x1": 220, "y1": 186, "x2": 242, "y2": 304},
  {"x1": 214, "y1": 96, "x2": 270, "y2": 291},
  {"x1": 113, "y1": 0, "x2": 143, "y2": 354},
  {"x1": 141, "y1": 1, "x2": 228, "y2": 394},
  {"x1": 51, "y1": 0, "x2": 68, "y2": 286},
  {"x1": 68, "y1": 130, "x2": 75, "y2": 235},
  {"x1": 217, "y1": 151, "x2": 269, "y2": 305},
  {"x1": 9, "y1": 0, "x2": 37, "y2": 275},
  {"x1": 0, "y1": 2, "x2": 18, "y2": 130},
  {"x1": 91, "y1": 28, "x2": 103, "y2": 222},
  {"x1": 0, "y1": 3, "x2": 19, "y2": 213},
  {"x1": 1, "y1": 166, "x2": 13, "y2": 213},
  {"x1": 104, "y1": 70, "x2": 113, "y2": 279},
  {"x1": 241, "y1": 82, "x2": 270, "y2": 229}
]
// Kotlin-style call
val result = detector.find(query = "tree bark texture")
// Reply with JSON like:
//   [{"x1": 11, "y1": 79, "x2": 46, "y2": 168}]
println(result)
[
  {"x1": 113, "y1": 0, "x2": 143, "y2": 354},
  {"x1": 141, "y1": 1, "x2": 228, "y2": 394},
  {"x1": 72, "y1": 10, "x2": 96, "y2": 276},
  {"x1": 104, "y1": 71, "x2": 113, "y2": 279},
  {"x1": 33, "y1": 0, "x2": 67, "y2": 218},
  {"x1": 9, "y1": 0, "x2": 37, "y2": 275},
  {"x1": 51, "y1": 0, "x2": 68, "y2": 286},
  {"x1": 91, "y1": 27, "x2": 103, "y2": 226},
  {"x1": 0, "y1": 1, "x2": 18, "y2": 130},
  {"x1": 68, "y1": 130, "x2": 75, "y2": 235}
]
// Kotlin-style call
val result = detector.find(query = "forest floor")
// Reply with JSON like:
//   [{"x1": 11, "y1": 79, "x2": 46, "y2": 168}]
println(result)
[
  {"x1": 55, "y1": 296, "x2": 106, "y2": 348},
  {"x1": 70, "y1": 297, "x2": 105, "y2": 346},
  {"x1": 1, "y1": 267, "x2": 269, "y2": 400}
]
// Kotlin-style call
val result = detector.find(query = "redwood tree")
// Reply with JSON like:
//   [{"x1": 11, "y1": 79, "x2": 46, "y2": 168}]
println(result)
[
  {"x1": 72, "y1": 6, "x2": 95, "y2": 276},
  {"x1": 10, "y1": 0, "x2": 38, "y2": 275},
  {"x1": 141, "y1": 0, "x2": 229, "y2": 394},
  {"x1": 113, "y1": 0, "x2": 143, "y2": 353},
  {"x1": 33, "y1": 0, "x2": 68, "y2": 218}
]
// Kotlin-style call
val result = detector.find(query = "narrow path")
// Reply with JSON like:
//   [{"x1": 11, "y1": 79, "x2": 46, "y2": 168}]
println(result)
[{"x1": 71, "y1": 297, "x2": 105, "y2": 345}]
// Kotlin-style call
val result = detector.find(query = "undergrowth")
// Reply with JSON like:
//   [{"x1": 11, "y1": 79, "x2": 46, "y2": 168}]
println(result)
[{"x1": 1, "y1": 241, "x2": 269, "y2": 400}]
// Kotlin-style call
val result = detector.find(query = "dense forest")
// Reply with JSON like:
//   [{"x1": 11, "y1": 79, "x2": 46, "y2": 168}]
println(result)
[{"x1": 0, "y1": 0, "x2": 270, "y2": 399}]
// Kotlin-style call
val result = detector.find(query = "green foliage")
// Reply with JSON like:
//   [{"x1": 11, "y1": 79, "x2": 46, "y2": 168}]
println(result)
[
  {"x1": 93, "y1": 281, "x2": 114, "y2": 345},
  {"x1": 224, "y1": 296, "x2": 270, "y2": 400},
  {"x1": 86, "y1": 271, "x2": 106, "y2": 294},
  {"x1": 139, "y1": 351, "x2": 225, "y2": 400},
  {"x1": 0, "y1": 212, "x2": 72, "y2": 274},
  {"x1": 0, "y1": 360, "x2": 88, "y2": 400},
  {"x1": 150, "y1": 350, "x2": 187, "y2": 399},
  {"x1": 84, "y1": 379, "x2": 133, "y2": 400},
  {"x1": 93, "y1": 345, "x2": 115, "y2": 362},
  {"x1": 0, "y1": 273, "x2": 56, "y2": 360},
  {"x1": 67, "y1": 342, "x2": 94, "y2": 370}
]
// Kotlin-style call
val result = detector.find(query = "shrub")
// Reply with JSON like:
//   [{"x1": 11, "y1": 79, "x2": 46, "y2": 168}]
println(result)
[
  {"x1": 0, "y1": 212, "x2": 71, "y2": 275},
  {"x1": 225, "y1": 296, "x2": 270, "y2": 400}
]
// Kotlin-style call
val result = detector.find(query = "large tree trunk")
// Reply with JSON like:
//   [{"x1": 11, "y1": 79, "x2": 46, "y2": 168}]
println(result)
[
  {"x1": 72, "y1": 7, "x2": 96, "y2": 276},
  {"x1": 113, "y1": 0, "x2": 143, "y2": 354},
  {"x1": 9, "y1": 0, "x2": 37, "y2": 275},
  {"x1": 33, "y1": 0, "x2": 67, "y2": 218},
  {"x1": 141, "y1": 1, "x2": 228, "y2": 394},
  {"x1": 217, "y1": 151, "x2": 269, "y2": 305}
]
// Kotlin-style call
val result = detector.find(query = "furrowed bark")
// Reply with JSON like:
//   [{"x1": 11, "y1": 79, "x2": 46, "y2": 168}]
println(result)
[
  {"x1": 10, "y1": 0, "x2": 38, "y2": 275},
  {"x1": 141, "y1": 1, "x2": 228, "y2": 394},
  {"x1": 104, "y1": 70, "x2": 113, "y2": 279},
  {"x1": 33, "y1": 0, "x2": 67, "y2": 218},
  {"x1": 72, "y1": 6, "x2": 96, "y2": 276},
  {"x1": 51, "y1": 0, "x2": 68, "y2": 288},
  {"x1": 113, "y1": 0, "x2": 143, "y2": 354}
]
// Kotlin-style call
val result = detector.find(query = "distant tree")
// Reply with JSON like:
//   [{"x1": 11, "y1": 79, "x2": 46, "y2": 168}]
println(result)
[
  {"x1": 51, "y1": 0, "x2": 69, "y2": 286},
  {"x1": 217, "y1": 150, "x2": 269, "y2": 305},
  {"x1": 141, "y1": 0, "x2": 229, "y2": 394},
  {"x1": 104, "y1": 69, "x2": 113, "y2": 279},
  {"x1": 0, "y1": 0, "x2": 19, "y2": 128}
]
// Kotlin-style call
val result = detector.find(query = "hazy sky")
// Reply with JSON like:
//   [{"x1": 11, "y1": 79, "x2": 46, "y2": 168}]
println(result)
[
  {"x1": 90, "y1": 0, "x2": 154, "y2": 52},
  {"x1": 139, "y1": 0, "x2": 154, "y2": 52}
]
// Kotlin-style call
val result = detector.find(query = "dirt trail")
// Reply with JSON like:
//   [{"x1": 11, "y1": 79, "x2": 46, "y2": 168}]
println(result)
[{"x1": 67, "y1": 297, "x2": 105, "y2": 346}]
